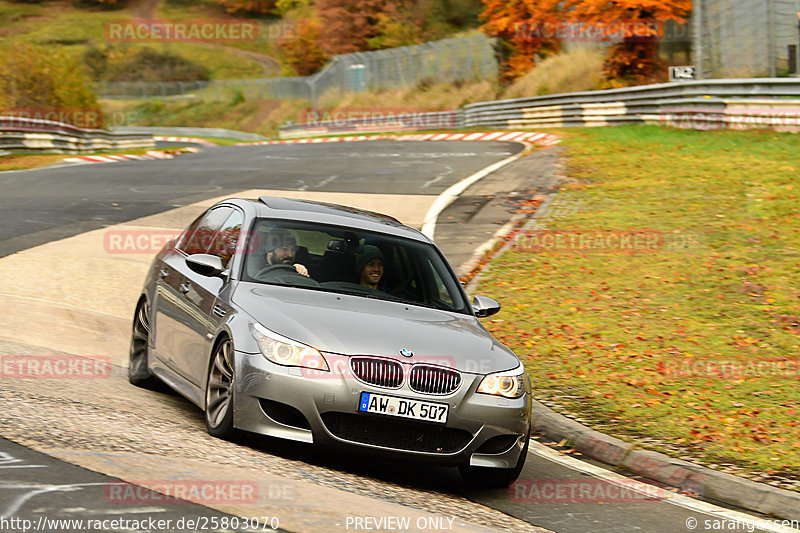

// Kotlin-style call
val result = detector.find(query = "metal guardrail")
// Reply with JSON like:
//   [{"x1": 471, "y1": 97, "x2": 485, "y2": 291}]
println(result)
[
  {"x1": 278, "y1": 78, "x2": 800, "y2": 137},
  {"x1": 111, "y1": 126, "x2": 268, "y2": 141},
  {"x1": 0, "y1": 116, "x2": 155, "y2": 154},
  {"x1": 463, "y1": 79, "x2": 800, "y2": 129}
]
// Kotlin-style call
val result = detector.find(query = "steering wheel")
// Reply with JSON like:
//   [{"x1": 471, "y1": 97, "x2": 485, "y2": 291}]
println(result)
[{"x1": 254, "y1": 264, "x2": 298, "y2": 279}]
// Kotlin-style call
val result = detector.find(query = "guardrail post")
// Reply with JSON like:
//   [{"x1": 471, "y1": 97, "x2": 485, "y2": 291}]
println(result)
[
  {"x1": 693, "y1": 0, "x2": 704, "y2": 79},
  {"x1": 309, "y1": 79, "x2": 318, "y2": 110}
]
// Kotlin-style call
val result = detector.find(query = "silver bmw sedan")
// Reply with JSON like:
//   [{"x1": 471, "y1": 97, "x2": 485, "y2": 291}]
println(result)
[{"x1": 129, "y1": 196, "x2": 531, "y2": 487}]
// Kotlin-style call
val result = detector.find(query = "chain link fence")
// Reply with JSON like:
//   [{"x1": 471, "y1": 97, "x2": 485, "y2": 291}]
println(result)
[
  {"x1": 97, "y1": 34, "x2": 497, "y2": 107},
  {"x1": 694, "y1": 0, "x2": 800, "y2": 78}
]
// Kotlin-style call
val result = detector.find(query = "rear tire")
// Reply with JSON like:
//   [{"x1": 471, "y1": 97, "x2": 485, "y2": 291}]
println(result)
[
  {"x1": 205, "y1": 338, "x2": 236, "y2": 439},
  {"x1": 459, "y1": 427, "x2": 530, "y2": 488},
  {"x1": 128, "y1": 299, "x2": 160, "y2": 389}
]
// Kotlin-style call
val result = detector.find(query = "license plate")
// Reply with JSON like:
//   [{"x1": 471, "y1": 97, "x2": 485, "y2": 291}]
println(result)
[{"x1": 358, "y1": 392, "x2": 448, "y2": 424}]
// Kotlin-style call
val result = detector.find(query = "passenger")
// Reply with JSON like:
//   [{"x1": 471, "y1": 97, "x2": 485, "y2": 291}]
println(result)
[
  {"x1": 263, "y1": 228, "x2": 309, "y2": 277},
  {"x1": 355, "y1": 245, "x2": 384, "y2": 289}
]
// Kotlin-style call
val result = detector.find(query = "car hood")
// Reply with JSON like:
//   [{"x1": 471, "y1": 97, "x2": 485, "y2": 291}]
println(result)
[{"x1": 233, "y1": 283, "x2": 519, "y2": 374}]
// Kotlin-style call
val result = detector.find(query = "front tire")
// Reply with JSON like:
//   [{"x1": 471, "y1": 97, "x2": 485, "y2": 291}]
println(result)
[
  {"x1": 205, "y1": 338, "x2": 236, "y2": 439},
  {"x1": 128, "y1": 299, "x2": 159, "y2": 388},
  {"x1": 459, "y1": 427, "x2": 530, "y2": 488}
]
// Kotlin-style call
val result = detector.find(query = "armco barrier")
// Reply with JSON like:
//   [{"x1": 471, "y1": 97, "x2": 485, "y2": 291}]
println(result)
[
  {"x1": 279, "y1": 78, "x2": 800, "y2": 137},
  {"x1": 111, "y1": 126, "x2": 268, "y2": 142},
  {"x1": 462, "y1": 78, "x2": 800, "y2": 130},
  {"x1": 0, "y1": 116, "x2": 155, "y2": 154}
]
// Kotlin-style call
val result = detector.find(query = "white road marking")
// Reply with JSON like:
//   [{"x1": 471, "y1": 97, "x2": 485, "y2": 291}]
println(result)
[
  {"x1": 421, "y1": 144, "x2": 531, "y2": 240},
  {"x1": 0, "y1": 482, "x2": 118, "y2": 519},
  {"x1": 317, "y1": 175, "x2": 338, "y2": 188}
]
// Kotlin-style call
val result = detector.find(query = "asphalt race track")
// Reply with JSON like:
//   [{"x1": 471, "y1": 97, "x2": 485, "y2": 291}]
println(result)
[
  {"x1": 0, "y1": 141, "x2": 517, "y2": 257},
  {"x1": 0, "y1": 141, "x2": 784, "y2": 533}
]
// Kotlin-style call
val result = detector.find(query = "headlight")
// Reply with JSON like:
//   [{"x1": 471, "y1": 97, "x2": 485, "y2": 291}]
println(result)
[
  {"x1": 251, "y1": 323, "x2": 329, "y2": 371},
  {"x1": 476, "y1": 363, "x2": 526, "y2": 398}
]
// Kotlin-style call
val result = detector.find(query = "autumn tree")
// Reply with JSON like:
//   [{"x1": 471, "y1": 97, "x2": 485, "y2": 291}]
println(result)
[
  {"x1": 480, "y1": 0, "x2": 562, "y2": 81},
  {"x1": 315, "y1": 0, "x2": 399, "y2": 55},
  {"x1": 560, "y1": 0, "x2": 691, "y2": 83},
  {"x1": 367, "y1": 0, "x2": 453, "y2": 49},
  {"x1": 69, "y1": 0, "x2": 130, "y2": 6},
  {"x1": 0, "y1": 44, "x2": 99, "y2": 125},
  {"x1": 279, "y1": 17, "x2": 330, "y2": 75},
  {"x1": 218, "y1": 0, "x2": 278, "y2": 15},
  {"x1": 482, "y1": 0, "x2": 691, "y2": 83}
]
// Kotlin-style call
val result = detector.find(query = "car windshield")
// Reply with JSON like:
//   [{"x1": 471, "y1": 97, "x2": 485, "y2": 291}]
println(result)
[{"x1": 241, "y1": 218, "x2": 469, "y2": 314}]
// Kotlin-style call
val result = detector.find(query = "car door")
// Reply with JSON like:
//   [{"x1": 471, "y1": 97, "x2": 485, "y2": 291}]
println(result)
[
  {"x1": 171, "y1": 207, "x2": 243, "y2": 386},
  {"x1": 152, "y1": 212, "x2": 205, "y2": 366},
  {"x1": 155, "y1": 206, "x2": 233, "y2": 383}
]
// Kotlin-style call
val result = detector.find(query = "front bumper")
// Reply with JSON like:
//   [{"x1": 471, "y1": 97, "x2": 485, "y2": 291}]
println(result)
[{"x1": 233, "y1": 350, "x2": 531, "y2": 467}]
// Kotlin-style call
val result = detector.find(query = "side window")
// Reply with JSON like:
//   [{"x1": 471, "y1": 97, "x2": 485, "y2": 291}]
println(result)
[
  {"x1": 208, "y1": 210, "x2": 244, "y2": 268},
  {"x1": 175, "y1": 213, "x2": 204, "y2": 253},
  {"x1": 179, "y1": 207, "x2": 233, "y2": 255}
]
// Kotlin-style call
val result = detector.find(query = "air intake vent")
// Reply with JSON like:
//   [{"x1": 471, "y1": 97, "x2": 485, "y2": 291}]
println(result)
[
  {"x1": 350, "y1": 357, "x2": 403, "y2": 389},
  {"x1": 321, "y1": 412, "x2": 472, "y2": 453},
  {"x1": 408, "y1": 365, "x2": 461, "y2": 395}
]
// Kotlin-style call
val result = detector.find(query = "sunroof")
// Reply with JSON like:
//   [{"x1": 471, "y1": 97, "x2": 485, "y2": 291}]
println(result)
[{"x1": 258, "y1": 196, "x2": 402, "y2": 225}]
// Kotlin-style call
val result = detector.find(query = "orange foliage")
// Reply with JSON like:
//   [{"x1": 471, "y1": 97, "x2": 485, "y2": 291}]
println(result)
[
  {"x1": 279, "y1": 18, "x2": 330, "y2": 75},
  {"x1": 315, "y1": 0, "x2": 399, "y2": 55},
  {"x1": 560, "y1": 0, "x2": 692, "y2": 83},
  {"x1": 218, "y1": 0, "x2": 278, "y2": 15},
  {"x1": 481, "y1": 0, "x2": 692, "y2": 83},
  {"x1": 480, "y1": 0, "x2": 561, "y2": 81}
]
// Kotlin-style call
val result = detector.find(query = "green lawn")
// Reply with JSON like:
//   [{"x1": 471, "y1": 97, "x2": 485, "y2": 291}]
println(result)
[
  {"x1": 479, "y1": 126, "x2": 800, "y2": 488},
  {"x1": 0, "y1": 0, "x2": 272, "y2": 80}
]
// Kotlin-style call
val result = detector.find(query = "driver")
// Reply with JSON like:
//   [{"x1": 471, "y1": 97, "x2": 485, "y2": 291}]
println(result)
[{"x1": 263, "y1": 228, "x2": 309, "y2": 277}]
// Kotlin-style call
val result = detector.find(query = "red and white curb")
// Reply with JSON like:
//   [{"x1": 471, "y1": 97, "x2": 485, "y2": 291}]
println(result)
[
  {"x1": 238, "y1": 131, "x2": 560, "y2": 147},
  {"x1": 154, "y1": 136, "x2": 215, "y2": 146},
  {"x1": 62, "y1": 148, "x2": 199, "y2": 165}
]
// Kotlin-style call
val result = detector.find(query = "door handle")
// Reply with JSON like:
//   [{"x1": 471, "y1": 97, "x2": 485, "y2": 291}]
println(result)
[
  {"x1": 160, "y1": 268, "x2": 169, "y2": 279},
  {"x1": 180, "y1": 282, "x2": 191, "y2": 294}
]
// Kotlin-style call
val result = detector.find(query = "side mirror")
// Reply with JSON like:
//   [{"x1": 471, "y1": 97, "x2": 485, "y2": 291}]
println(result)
[
  {"x1": 472, "y1": 295, "x2": 501, "y2": 318},
  {"x1": 186, "y1": 254, "x2": 226, "y2": 278}
]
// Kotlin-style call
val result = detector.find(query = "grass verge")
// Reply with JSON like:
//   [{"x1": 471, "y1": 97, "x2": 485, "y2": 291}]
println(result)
[
  {"x1": 0, "y1": 154, "x2": 71, "y2": 172},
  {"x1": 478, "y1": 125, "x2": 800, "y2": 490},
  {"x1": 0, "y1": 147, "x2": 191, "y2": 171}
]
